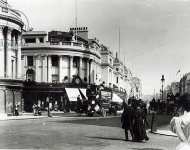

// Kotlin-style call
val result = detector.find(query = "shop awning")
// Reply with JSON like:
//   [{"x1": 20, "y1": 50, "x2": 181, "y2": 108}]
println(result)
[
  {"x1": 112, "y1": 93, "x2": 123, "y2": 103},
  {"x1": 79, "y1": 88, "x2": 87, "y2": 100},
  {"x1": 65, "y1": 88, "x2": 80, "y2": 102}
]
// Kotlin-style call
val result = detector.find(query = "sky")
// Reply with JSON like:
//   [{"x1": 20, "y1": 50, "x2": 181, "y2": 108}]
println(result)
[{"x1": 8, "y1": 0, "x2": 190, "y2": 95}]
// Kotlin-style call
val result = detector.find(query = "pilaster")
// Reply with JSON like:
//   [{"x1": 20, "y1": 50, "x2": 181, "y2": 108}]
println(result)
[
  {"x1": 17, "y1": 35, "x2": 22, "y2": 79},
  {"x1": 0, "y1": 26, "x2": 4, "y2": 78},
  {"x1": 6, "y1": 28, "x2": 12, "y2": 78},
  {"x1": 86, "y1": 60, "x2": 89, "y2": 84},
  {"x1": 47, "y1": 56, "x2": 52, "y2": 83},
  {"x1": 79, "y1": 57, "x2": 82, "y2": 79},
  {"x1": 69, "y1": 56, "x2": 73, "y2": 83},
  {"x1": 59, "y1": 56, "x2": 63, "y2": 82}
]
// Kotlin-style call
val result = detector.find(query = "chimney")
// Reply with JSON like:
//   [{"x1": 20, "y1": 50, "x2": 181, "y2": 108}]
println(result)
[{"x1": 70, "y1": 27, "x2": 88, "y2": 41}]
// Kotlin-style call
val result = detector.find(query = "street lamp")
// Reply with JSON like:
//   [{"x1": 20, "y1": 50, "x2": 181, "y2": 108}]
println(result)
[{"x1": 161, "y1": 75, "x2": 165, "y2": 101}]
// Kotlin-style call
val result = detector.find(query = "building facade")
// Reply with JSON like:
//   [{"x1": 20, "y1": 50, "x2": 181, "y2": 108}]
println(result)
[
  {"x1": 21, "y1": 27, "x2": 142, "y2": 111},
  {"x1": 180, "y1": 73, "x2": 190, "y2": 96},
  {"x1": 22, "y1": 28, "x2": 101, "y2": 85},
  {"x1": 0, "y1": 1, "x2": 24, "y2": 116}
]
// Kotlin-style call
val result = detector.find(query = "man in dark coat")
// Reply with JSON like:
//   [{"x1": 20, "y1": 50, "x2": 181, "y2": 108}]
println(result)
[{"x1": 121, "y1": 102, "x2": 134, "y2": 141}]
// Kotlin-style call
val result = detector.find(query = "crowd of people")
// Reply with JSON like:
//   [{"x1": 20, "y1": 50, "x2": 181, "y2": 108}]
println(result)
[{"x1": 121, "y1": 99, "x2": 149, "y2": 142}]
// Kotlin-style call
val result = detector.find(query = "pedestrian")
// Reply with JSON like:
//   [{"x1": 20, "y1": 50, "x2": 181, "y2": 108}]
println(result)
[
  {"x1": 132, "y1": 103, "x2": 149, "y2": 142},
  {"x1": 77, "y1": 95, "x2": 82, "y2": 113},
  {"x1": 33, "y1": 104, "x2": 37, "y2": 116},
  {"x1": 170, "y1": 94, "x2": 190, "y2": 150},
  {"x1": 121, "y1": 101, "x2": 134, "y2": 141},
  {"x1": 141, "y1": 102, "x2": 149, "y2": 141},
  {"x1": 15, "y1": 104, "x2": 19, "y2": 116}
]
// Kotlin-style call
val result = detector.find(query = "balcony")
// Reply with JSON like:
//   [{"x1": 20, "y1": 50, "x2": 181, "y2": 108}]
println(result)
[{"x1": 22, "y1": 41, "x2": 101, "y2": 58}]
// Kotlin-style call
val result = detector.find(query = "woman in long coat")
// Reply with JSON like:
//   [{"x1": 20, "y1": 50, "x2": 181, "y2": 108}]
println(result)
[{"x1": 133, "y1": 104, "x2": 149, "y2": 142}]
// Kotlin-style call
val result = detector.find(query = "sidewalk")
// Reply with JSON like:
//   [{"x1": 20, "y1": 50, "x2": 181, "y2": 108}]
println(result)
[
  {"x1": 152, "y1": 129, "x2": 177, "y2": 137},
  {"x1": 0, "y1": 111, "x2": 74, "y2": 121},
  {"x1": 0, "y1": 113, "x2": 47, "y2": 121},
  {"x1": 149, "y1": 124, "x2": 177, "y2": 137}
]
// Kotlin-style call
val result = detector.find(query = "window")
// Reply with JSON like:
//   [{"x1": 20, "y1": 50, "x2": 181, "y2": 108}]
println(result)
[
  {"x1": 27, "y1": 56, "x2": 33, "y2": 66},
  {"x1": 39, "y1": 38, "x2": 44, "y2": 43},
  {"x1": 73, "y1": 57, "x2": 79, "y2": 68},
  {"x1": 52, "y1": 75, "x2": 59, "y2": 83},
  {"x1": 2, "y1": 7, "x2": 8, "y2": 13},
  {"x1": 25, "y1": 38, "x2": 36, "y2": 43},
  {"x1": 116, "y1": 77, "x2": 119, "y2": 83},
  {"x1": 116, "y1": 68, "x2": 119, "y2": 71},
  {"x1": 51, "y1": 56, "x2": 58, "y2": 66},
  {"x1": 110, "y1": 58, "x2": 112, "y2": 64}
]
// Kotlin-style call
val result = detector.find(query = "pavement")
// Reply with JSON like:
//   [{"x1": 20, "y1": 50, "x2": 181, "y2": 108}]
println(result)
[
  {"x1": 152, "y1": 129, "x2": 177, "y2": 137},
  {"x1": 0, "y1": 111, "x2": 177, "y2": 138},
  {"x1": 149, "y1": 124, "x2": 177, "y2": 137},
  {"x1": 0, "y1": 115, "x2": 179, "y2": 150}
]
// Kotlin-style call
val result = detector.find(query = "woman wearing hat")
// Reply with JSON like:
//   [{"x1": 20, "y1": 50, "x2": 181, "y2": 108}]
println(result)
[{"x1": 170, "y1": 93, "x2": 190, "y2": 150}]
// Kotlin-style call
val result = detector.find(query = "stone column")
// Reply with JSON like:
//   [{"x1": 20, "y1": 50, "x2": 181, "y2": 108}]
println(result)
[
  {"x1": 17, "y1": 34, "x2": 22, "y2": 79},
  {"x1": 0, "y1": 27, "x2": 4, "y2": 78},
  {"x1": 35, "y1": 55, "x2": 40, "y2": 82},
  {"x1": 79, "y1": 57, "x2": 82, "y2": 78},
  {"x1": 47, "y1": 56, "x2": 52, "y2": 83},
  {"x1": 69, "y1": 56, "x2": 73, "y2": 83},
  {"x1": 59, "y1": 56, "x2": 63, "y2": 83},
  {"x1": 41, "y1": 56, "x2": 43, "y2": 82},
  {"x1": 89, "y1": 60, "x2": 92, "y2": 84},
  {"x1": 43, "y1": 56, "x2": 47, "y2": 82},
  {"x1": 86, "y1": 59, "x2": 89, "y2": 84},
  {"x1": 6, "y1": 28, "x2": 12, "y2": 78}
]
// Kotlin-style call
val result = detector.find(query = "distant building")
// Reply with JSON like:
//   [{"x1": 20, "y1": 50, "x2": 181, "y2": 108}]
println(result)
[
  {"x1": 100, "y1": 45, "x2": 114, "y2": 88},
  {"x1": 180, "y1": 73, "x2": 190, "y2": 96},
  {"x1": 0, "y1": 1, "x2": 24, "y2": 116},
  {"x1": 170, "y1": 82, "x2": 180, "y2": 96}
]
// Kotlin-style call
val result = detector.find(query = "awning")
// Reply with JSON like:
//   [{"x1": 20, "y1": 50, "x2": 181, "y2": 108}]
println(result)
[
  {"x1": 65, "y1": 88, "x2": 80, "y2": 102},
  {"x1": 79, "y1": 88, "x2": 87, "y2": 100},
  {"x1": 112, "y1": 93, "x2": 123, "y2": 103}
]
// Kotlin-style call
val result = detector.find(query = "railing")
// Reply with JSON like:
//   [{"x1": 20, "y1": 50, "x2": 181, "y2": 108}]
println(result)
[{"x1": 22, "y1": 41, "x2": 101, "y2": 57}]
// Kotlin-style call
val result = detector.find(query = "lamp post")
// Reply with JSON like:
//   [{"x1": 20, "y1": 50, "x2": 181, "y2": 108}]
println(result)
[{"x1": 161, "y1": 75, "x2": 165, "y2": 101}]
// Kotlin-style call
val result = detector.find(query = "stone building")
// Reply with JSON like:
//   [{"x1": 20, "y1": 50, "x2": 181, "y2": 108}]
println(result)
[
  {"x1": 21, "y1": 27, "x2": 103, "y2": 111},
  {"x1": 21, "y1": 28, "x2": 101, "y2": 85},
  {"x1": 21, "y1": 27, "x2": 142, "y2": 111},
  {"x1": 180, "y1": 73, "x2": 190, "y2": 96},
  {"x1": 0, "y1": 1, "x2": 24, "y2": 116}
]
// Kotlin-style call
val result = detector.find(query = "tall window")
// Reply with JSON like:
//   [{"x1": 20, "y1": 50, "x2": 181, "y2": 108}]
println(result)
[
  {"x1": 116, "y1": 77, "x2": 119, "y2": 84},
  {"x1": 39, "y1": 38, "x2": 44, "y2": 43},
  {"x1": 51, "y1": 56, "x2": 59, "y2": 66},
  {"x1": 27, "y1": 56, "x2": 33, "y2": 66}
]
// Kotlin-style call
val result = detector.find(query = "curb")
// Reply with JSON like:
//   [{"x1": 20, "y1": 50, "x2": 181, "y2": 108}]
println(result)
[
  {"x1": 0, "y1": 116, "x2": 48, "y2": 121},
  {"x1": 0, "y1": 114, "x2": 120, "y2": 121},
  {"x1": 148, "y1": 129, "x2": 177, "y2": 137}
]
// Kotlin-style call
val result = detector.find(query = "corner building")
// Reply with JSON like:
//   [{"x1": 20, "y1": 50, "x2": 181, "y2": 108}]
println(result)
[
  {"x1": 0, "y1": 2, "x2": 24, "y2": 116},
  {"x1": 21, "y1": 28, "x2": 102, "y2": 111}
]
